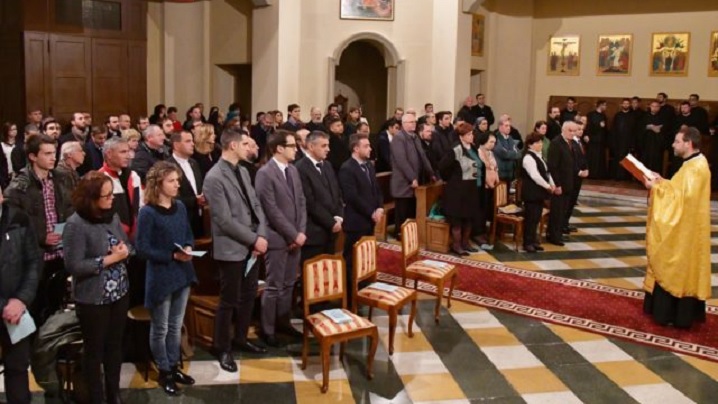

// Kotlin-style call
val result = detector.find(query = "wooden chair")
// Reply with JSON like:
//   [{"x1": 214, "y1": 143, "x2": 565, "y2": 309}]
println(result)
[
  {"x1": 301, "y1": 255, "x2": 379, "y2": 393},
  {"x1": 539, "y1": 201, "x2": 550, "y2": 243},
  {"x1": 490, "y1": 181, "x2": 524, "y2": 252},
  {"x1": 352, "y1": 236, "x2": 417, "y2": 355},
  {"x1": 400, "y1": 220, "x2": 457, "y2": 323}
]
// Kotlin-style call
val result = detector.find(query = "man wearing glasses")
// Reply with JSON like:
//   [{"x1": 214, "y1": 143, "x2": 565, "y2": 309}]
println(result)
[{"x1": 255, "y1": 130, "x2": 307, "y2": 347}]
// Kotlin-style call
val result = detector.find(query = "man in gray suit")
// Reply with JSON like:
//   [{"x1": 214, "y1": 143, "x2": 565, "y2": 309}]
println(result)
[
  {"x1": 255, "y1": 130, "x2": 307, "y2": 347},
  {"x1": 203, "y1": 129, "x2": 269, "y2": 372},
  {"x1": 390, "y1": 112, "x2": 435, "y2": 239}
]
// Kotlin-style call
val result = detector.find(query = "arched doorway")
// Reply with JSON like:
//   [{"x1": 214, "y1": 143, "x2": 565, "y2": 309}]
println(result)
[{"x1": 329, "y1": 33, "x2": 404, "y2": 130}]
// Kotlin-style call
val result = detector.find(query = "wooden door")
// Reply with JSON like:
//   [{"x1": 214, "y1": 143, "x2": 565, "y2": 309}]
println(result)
[
  {"x1": 127, "y1": 40, "x2": 147, "y2": 120},
  {"x1": 92, "y1": 38, "x2": 128, "y2": 122},
  {"x1": 23, "y1": 32, "x2": 50, "y2": 118},
  {"x1": 49, "y1": 34, "x2": 91, "y2": 123}
]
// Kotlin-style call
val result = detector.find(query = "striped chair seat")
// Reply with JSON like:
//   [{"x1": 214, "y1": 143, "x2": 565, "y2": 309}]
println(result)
[
  {"x1": 357, "y1": 285, "x2": 414, "y2": 307},
  {"x1": 307, "y1": 310, "x2": 375, "y2": 337},
  {"x1": 407, "y1": 261, "x2": 456, "y2": 279}
]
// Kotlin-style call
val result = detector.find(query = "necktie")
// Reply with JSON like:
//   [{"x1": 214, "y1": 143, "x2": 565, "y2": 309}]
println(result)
[
  {"x1": 316, "y1": 161, "x2": 323, "y2": 174},
  {"x1": 285, "y1": 168, "x2": 295, "y2": 197},
  {"x1": 235, "y1": 167, "x2": 259, "y2": 226},
  {"x1": 360, "y1": 163, "x2": 372, "y2": 184}
]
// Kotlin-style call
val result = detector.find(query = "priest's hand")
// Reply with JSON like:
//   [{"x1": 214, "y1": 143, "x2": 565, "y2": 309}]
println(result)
[{"x1": 643, "y1": 174, "x2": 663, "y2": 189}]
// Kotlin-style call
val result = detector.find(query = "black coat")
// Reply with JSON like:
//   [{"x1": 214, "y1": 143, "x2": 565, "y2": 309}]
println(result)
[
  {"x1": 296, "y1": 157, "x2": 343, "y2": 247},
  {"x1": 130, "y1": 142, "x2": 169, "y2": 185},
  {"x1": 0, "y1": 203, "x2": 42, "y2": 310},
  {"x1": 547, "y1": 136, "x2": 575, "y2": 194},
  {"x1": 376, "y1": 131, "x2": 392, "y2": 172},
  {"x1": 339, "y1": 158, "x2": 382, "y2": 234},
  {"x1": 327, "y1": 134, "x2": 350, "y2": 173},
  {"x1": 168, "y1": 156, "x2": 205, "y2": 238},
  {"x1": 438, "y1": 144, "x2": 480, "y2": 220},
  {"x1": 471, "y1": 105, "x2": 495, "y2": 128}
]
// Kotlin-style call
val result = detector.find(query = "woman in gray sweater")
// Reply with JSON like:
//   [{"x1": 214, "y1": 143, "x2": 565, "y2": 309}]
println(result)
[{"x1": 63, "y1": 171, "x2": 132, "y2": 404}]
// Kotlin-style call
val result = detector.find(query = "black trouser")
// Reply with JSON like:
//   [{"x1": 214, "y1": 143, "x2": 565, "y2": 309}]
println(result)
[
  {"x1": 32, "y1": 258, "x2": 67, "y2": 326},
  {"x1": 393, "y1": 197, "x2": 417, "y2": 236},
  {"x1": 547, "y1": 193, "x2": 570, "y2": 241},
  {"x1": 523, "y1": 200, "x2": 543, "y2": 247},
  {"x1": 564, "y1": 177, "x2": 582, "y2": 229},
  {"x1": 214, "y1": 258, "x2": 258, "y2": 352},
  {"x1": 76, "y1": 294, "x2": 129, "y2": 404},
  {"x1": 0, "y1": 321, "x2": 32, "y2": 404}
]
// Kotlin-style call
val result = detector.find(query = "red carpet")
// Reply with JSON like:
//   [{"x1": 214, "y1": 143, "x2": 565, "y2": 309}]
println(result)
[{"x1": 376, "y1": 243, "x2": 718, "y2": 362}]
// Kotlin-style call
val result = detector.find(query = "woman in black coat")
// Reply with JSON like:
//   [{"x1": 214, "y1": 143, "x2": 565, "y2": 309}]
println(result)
[
  {"x1": 521, "y1": 133, "x2": 555, "y2": 253},
  {"x1": 438, "y1": 122, "x2": 481, "y2": 256}
]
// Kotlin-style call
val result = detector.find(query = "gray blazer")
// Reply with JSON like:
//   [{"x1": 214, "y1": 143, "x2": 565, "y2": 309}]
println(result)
[
  {"x1": 63, "y1": 212, "x2": 130, "y2": 305},
  {"x1": 255, "y1": 158, "x2": 307, "y2": 249},
  {"x1": 202, "y1": 158, "x2": 268, "y2": 261},
  {"x1": 390, "y1": 130, "x2": 434, "y2": 198}
]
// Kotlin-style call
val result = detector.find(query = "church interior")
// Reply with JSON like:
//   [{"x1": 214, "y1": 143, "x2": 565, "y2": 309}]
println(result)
[{"x1": 1, "y1": 0, "x2": 718, "y2": 403}]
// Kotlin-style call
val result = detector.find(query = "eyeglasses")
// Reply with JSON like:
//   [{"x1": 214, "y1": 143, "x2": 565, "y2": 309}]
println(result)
[
  {"x1": 283, "y1": 143, "x2": 297, "y2": 149},
  {"x1": 99, "y1": 192, "x2": 114, "y2": 200}
]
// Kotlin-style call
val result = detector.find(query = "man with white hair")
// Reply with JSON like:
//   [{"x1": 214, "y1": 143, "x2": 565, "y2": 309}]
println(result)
[
  {"x1": 304, "y1": 107, "x2": 325, "y2": 132},
  {"x1": 546, "y1": 121, "x2": 577, "y2": 246},
  {"x1": 55, "y1": 140, "x2": 87, "y2": 188},
  {"x1": 130, "y1": 124, "x2": 169, "y2": 184}
]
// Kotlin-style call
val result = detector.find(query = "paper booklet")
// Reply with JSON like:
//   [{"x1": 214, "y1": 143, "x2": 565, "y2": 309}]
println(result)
[
  {"x1": 321, "y1": 309, "x2": 353, "y2": 324},
  {"x1": 620, "y1": 153, "x2": 657, "y2": 182},
  {"x1": 5, "y1": 311, "x2": 36, "y2": 344},
  {"x1": 420, "y1": 259, "x2": 451, "y2": 269},
  {"x1": 367, "y1": 282, "x2": 399, "y2": 293},
  {"x1": 174, "y1": 243, "x2": 207, "y2": 257}
]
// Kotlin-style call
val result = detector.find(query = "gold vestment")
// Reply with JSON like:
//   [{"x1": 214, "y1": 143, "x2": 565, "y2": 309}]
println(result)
[{"x1": 644, "y1": 154, "x2": 711, "y2": 300}]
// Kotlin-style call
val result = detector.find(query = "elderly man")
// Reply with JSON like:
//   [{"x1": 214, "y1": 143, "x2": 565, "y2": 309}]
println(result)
[
  {"x1": 390, "y1": 112, "x2": 434, "y2": 239},
  {"x1": 130, "y1": 124, "x2": 168, "y2": 184},
  {"x1": 546, "y1": 121, "x2": 578, "y2": 246},
  {"x1": 493, "y1": 116, "x2": 522, "y2": 199},
  {"x1": 55, "y1": 140, "x2": 86, "y2": 188}
]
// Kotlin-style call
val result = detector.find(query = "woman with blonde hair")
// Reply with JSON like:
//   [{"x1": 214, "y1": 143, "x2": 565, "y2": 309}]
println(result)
[
  {"x1": 136, "y1": 161, "x2": 197, "y2": 396},
  {"x1": 121, "y1": 128, "x2": 141, "y2": 159},
  {"x1": 192, "y1": 123, "x2": 221, "y2": 178}
]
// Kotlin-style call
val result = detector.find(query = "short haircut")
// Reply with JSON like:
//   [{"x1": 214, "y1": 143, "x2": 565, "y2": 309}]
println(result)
[
  {"x1": 475, "y1": 131, "x2": 495, "y2": 146},
  {"x1": 348, "y1": 106, "x2": 360, "y2": 114},
  {"x1": 91, "y1": 125, "x2": 108, "y2": 138},
  {"x1": 220, "y1": 128, "x2": 245, "y2": 150},
  {"x1": 288, "y1": 104, "x2": 300, "y2": 113},
  {"x1": 40, "y1": 118, "x2": 58, "y2": 133},
  {"x1": 102, "y1": 136, "x2": 128, "y2": 156},
  {"x1": 306, "y1": 130, "x2": 329, "y2": 144},
  {"x1": 144, "y1": 161, "x2": 182, "y2": 206},
  {"x1": 106, "y1": 114, "x2": 117, "y2": 123},
  {"x1": 680, "y1": 100, "x2": 691, "y2": 107},
  {"x1": 596, "y1": 100, "x2": 607, "y2": 107},
  {"x1": 394, "y1": 107, "x2": 404, "y2": 113},
  {"x1": 348, "y1": 133, "x2": 369, "y2": 152},
  {"x1": 267, "y1": 129, "x2": 295, "y2": 155},
  {"x1": 121, "y1": 128, "x2": 141, "y2": 142},
  {"x1": 142, "y1": 124, "x2": 162, "y2": 140},
  {"x1": 355, "y1": 122, "x2": 370, "y2": 133},
  {"x1": 658, "y1": 92, "x2": 668, "y2": 99},
  {"x1": 26, "y1": 133, "x2": 56, "y2": 159},
  {"x1": 533, "y1": 120, "x2": 547, "y2": 131},
  {"x1": 327, "y1": 103, "x2": 338, "y2": 111},
  {"x1": 167, "y1": 106, "x2": 178, "y2": 114},
  {"x1": 417, "y1": 123, "x2": 433, "y2": 134},
  {"x1": 170, "y1": 130, "x2": 190, "y2": 145},
  {"x1": 632, "y1": 96, "x2": 641, "y2": 102},
  {"x1": 690, "y1": 93, "x2": 699, "y2": 100},
  {"x1": 325, "y1": 116, "x2": 342, "y2": 128},
  {"x1": 567, "y1": 97, "x2": 576, "y2": 102},
  {"x1": 622, "y1": 98, "x2": 631, "y2": 103},
  {"x1": 524, "y1": 133, "x2": 544, "y2": 148},
  {"x1": 498, "y1": 115, "x2": 511, "y2": 126},
  {"x1": 61, "y1": 140, "x2": 82, "y2": 159},
  {"x1": 256, "y1": 111, "x2": 265, "y2": 121},
  {"x1": 679, "y1": 126, "x2": 701, "y2": 149},
  {"x1": 386, "y1": 118, "x2": 400, "y2": 129},
  {"x1": 562, "y1": 121, "x2": 577, "y2": 133},
  {"x1": 424, "y1": 103, "x2": 433, "y2": 109},
  {"x1": 455, "y1": 122, "x2": 473, "y2": 137},
  {"x1": 72, "y1": 171, "x2": 113, "y2": 219},
  {"x1": 435, "y1": 111, "x2": 452, "y2": 122},
  {"x1": 475, "y1": 93, "x2": 484, "y2": 98},
  {"x1": 650, "y1": 100, "x2": 660, "y2": 106}
]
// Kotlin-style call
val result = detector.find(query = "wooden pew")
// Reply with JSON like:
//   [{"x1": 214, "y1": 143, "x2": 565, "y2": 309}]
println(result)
[{"x1": 415, "y1": 182, "x2": 451, "y2": 253}]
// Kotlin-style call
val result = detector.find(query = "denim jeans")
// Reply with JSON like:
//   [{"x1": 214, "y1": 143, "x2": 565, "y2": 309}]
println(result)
[{"x1": 149, "y1": 286, "x2": 190, "y2": 372}]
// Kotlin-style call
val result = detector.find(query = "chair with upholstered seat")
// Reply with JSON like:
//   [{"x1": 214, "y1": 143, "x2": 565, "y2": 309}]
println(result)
[
  {"x1": 301, "y1": 255, "x2": 379, "y2": 393},
  {"x1": 490, "y1": 181, "x2": 524, "y2": 251},
  {"x1": 400, "y1": 220, "x2": 458, "y2": 323},
  {"x1": 352, "y1": 236, "x2": 416, "y2": 355}
]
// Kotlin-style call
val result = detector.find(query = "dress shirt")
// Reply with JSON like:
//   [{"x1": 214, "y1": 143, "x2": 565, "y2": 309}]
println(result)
[
  {"x1": 522, "y1": 150, "x2": 555, "y2": 190},
  {"x1": 173, "y1": 153, "x2": 198, "y2": 195},
  {"x1": 273, "y1": 157, "x2": 288, "y2": 178},
  {"x1": 305, "y1": 154, "x2": 323, "y2": 174}
]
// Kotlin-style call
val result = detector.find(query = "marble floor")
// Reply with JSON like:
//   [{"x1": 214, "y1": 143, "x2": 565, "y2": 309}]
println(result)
[{"x1": 4, "y1": 192, "x2": 718, "y2": 403}]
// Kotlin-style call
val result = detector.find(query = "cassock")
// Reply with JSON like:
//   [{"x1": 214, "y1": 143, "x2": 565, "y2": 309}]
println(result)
[
  {"x1": 610, "y1": 110, "x2": 636, "y2": 180},
  {"x1": 643, "y1": 153, "x2": 711, "y2": 328},
  {"x1": 640, "y1": 112, "x2": 668, "y2": 174},
  {"x1": 586, "y1": 110, "x2": 608, "y2": 178}
]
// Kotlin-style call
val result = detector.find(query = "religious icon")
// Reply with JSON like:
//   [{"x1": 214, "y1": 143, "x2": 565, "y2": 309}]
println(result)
[
  {"x1": 471, "y1": 14, "x2": 485, "y2": 57},
  {"x1": 650, "y1": 32, "x2": 690, "y2": 76},
  {"x1": 547, "y1": 35, "x2": 580, "y2": 76},
  {"x1": 597, "y1": 34, "x2": 632, "y2": 76},
  {"x1": 709, "y1": 31, "x2": 718, "y2": 77},
  {"x1": 340, "y1": 0, "x2": 394, "y2": 21}
]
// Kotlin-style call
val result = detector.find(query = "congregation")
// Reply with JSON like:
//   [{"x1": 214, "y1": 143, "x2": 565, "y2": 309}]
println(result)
[{"x1": 0, "y1": 91, "x2": 717, "y2": 403}]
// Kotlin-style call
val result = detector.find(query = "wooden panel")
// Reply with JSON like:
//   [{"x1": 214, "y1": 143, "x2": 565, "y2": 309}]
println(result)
[
  {"x1": 22, "y1": 0, "x2": 50, "y2": 32},
  {"x1": 50, "y1": 34, "x2": 91, "y2": 122},
  {"x1": 92, "y1": 37, "x2": 128, "y2": 120},
  {"x1": 23, "y1": 32, "x2": 50, "y2": 117},
  {"x1": 0, "y1": 0, "x2": 23, "y2": 34},
  {"x1": 127, "y1": 39, "x2": 146, "y2": 119},
  {"x1": 0, "y1": 35, "x2": 25, "y2": 124},
  {"x1": 126, "y1": 0, "x2": 146, "y2": 40}
]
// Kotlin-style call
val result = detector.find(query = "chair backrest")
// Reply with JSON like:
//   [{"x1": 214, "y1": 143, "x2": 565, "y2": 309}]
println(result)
[
  {"x1": 353, "y1": 236, "x2": 378, "y2": 285},
  {"x1": 401, "y1": 219, "x2": 420, "y2": 261},
  {"x1": 303, "y1": 255, "x2": 346, "y2": 313},
  {"x1": 494, "y1": 181, "x2": 508, "y2": 212}
]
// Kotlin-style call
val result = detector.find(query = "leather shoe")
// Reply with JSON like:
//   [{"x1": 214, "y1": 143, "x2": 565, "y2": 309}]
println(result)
[
  {"x1": 547, "y1": 238, "x2": 564, "y2": 246},
  {"x1": 278, "y1": 325, "x2": 303, "y2": 339},
  {"x1": 451, "y1": 248, "x2": 469, "y2": 257},
  {"x1": 172, "y1": 366, "x2": 195, "y2": 385},
  {"x1": 463, "y1": 245, "x2": 480, "y2": 253},
  {"x1": 533, "y1": 244, "x2": 545, "y2": 251},
  {"x1": 236, "y1": 340, "x2": 268, "y2": 354},
  {"x1": 158, "y1": 370, "x2": 181, "y2": 396},
  {"x1": 567, "y1": 225, "x2": 578, "y2": 233},
  {"x1": 217, "y1": 352, "x2": 237, "y2": 372},
  {"x1": 524, "y1": 245, "x2": 537, "y2": 253}
]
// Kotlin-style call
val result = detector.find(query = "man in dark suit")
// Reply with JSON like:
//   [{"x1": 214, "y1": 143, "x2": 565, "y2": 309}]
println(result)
[
  {"x1": 168, "y1": 130, "x2": 206, "y2": 238},
  {"x1": 471, "y1": 93, "x2": 495, "y2": 128},
  {"x1": 376, "y1": 119, "x2": 400, "y2": 172},
  {"x1": 255, "y1": 130, "x2": 307, "y2": 347},
  {"x1": 390, "y1": 114, "x2": 434, "y2": 239},
  {"x1": 130, "y1": 124, "x2": 168, "y2": 185},
  {"x1": 250, "y1": 113, "x2": 275, "y2": 161},
  {"x1": 547, "y1": 122, "x2": 577, "y2": 246},
  {"x1": 296, "y1": 131, "x2": 343, "y2": 263},
  {"x1": 340, "y1": 133, "x2": 383, "y2": 308},
  {"x1": 566, "y1": 122, "x2": 589, "y2": 234},
  {"x1": 203, "y1": 129, "x2": 269, "y2": 371}
]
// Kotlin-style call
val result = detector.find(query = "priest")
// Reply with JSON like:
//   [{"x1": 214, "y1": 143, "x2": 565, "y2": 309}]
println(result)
[{"x1": 642, "y1": 127, "x2": 711, "y2": 329}]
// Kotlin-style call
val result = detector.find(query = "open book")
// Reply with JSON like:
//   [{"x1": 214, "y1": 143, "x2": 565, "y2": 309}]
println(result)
[{"x1": 620, "y1": 154, "x2": 657, "y2": 182}]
